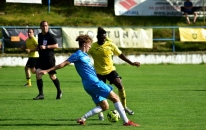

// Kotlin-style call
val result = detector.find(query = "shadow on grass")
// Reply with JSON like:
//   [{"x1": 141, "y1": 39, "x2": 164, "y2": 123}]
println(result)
[
  {"x1": 0, "y1": 124, "x2": 79, "y2": 126},
  {"x1": 172, "y1": 89, "x2": 206, "y2": 91},
  {"x1": 0, "y1": 118, "x2": 111, "y2": 126},
  {"x1": 181, "y1": 90, "x2": 206, "y2": 91},
  {"x1": 0, "y1": 84, "x2": 15, "y2": 86}
]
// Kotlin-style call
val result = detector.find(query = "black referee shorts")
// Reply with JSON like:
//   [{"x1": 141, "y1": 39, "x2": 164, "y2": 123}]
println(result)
[{"x1": 36, "y1": 56, "x2": 56, "y2": 74}]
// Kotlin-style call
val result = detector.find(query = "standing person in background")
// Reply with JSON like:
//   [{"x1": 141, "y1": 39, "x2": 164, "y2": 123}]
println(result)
[
  {"x1": 184, "y1": 0, "x2": 198, "y2": 24},
  {"x1": 38, "y1": 34, "x2": 140, "y2": 126},
  {"x1": 88, "y1": 27, "x2": 140, "y2": 120},
  {"x1": 33, "y1": 20, "x2": 62, "y2": 100},
  {"x1": 21, "y1": 28, "x2": 39, "y2": 87}
]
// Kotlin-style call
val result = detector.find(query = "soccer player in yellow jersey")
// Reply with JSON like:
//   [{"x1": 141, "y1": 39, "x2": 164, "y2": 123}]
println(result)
[
  {"x1": 21, "y1": 28, "x2": 39, "y2": 86},
  {"x1": 88, "y1": 27, "x2": 140, "y2": 120}
]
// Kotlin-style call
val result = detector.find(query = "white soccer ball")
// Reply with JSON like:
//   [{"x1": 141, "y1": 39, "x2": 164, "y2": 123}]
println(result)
[{"x1": 107, "y1": 110, "x2": 120, "y2": 123}]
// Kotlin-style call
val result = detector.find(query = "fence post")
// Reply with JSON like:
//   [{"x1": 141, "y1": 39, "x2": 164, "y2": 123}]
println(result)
[
  {"x1": 1, "y1": 37, "x2": 4, "y2": 53},
  {"x1": 48, "y1": 0, "x2": 50, "y2": 13},
  {"x1": 172, "y1": 28, "x2": 175, "y2": 52}
]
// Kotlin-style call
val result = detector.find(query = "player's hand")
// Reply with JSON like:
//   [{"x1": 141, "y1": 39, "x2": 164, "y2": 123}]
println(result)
[
  {"x1": 38, "y1": 70, "x2": 48, "y2": 75},
  {"x1": 40, "y1": 45, "x2": 46, "y2": 50},
  {"x1": 25, "y1": 49, "x2": 30, "y2": 53},
  {"x1": 133, "y1": 62, "x2": 140, "y2": 67}
]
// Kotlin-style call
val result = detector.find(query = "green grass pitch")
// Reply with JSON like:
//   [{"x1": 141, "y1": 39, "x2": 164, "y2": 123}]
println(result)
[{"x1": 0, "y1": 64, "x2": 205, "y2": 130}]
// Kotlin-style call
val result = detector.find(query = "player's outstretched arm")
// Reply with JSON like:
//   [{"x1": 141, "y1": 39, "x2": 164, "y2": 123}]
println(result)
[
  {"x1": 39, "y1": 60, "x2": 71, "y2": 75},
  {"x1": 118, "y1": 54, "x2": 140, "y2": 67}
]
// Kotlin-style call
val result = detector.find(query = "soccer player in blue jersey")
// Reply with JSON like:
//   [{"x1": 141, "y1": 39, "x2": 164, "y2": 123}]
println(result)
[{"x1": 38, "y1": 34, "x2": 140, "y2": 126}]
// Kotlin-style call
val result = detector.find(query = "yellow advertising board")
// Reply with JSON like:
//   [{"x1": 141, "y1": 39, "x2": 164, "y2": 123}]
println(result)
[{"x1": 179, "y1": 28, "x2": 206, "y2": 42}]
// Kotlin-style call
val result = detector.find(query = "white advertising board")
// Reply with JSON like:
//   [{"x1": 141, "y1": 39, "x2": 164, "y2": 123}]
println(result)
[
  {"x1": 74, "y1": 0, "x2": 107, "y2": 7},
  {"x1": 115, "y1": 0, "x2": 203, "y2": 16},
  {"x1": 6, "y1": 0, "x2": 42, "y2": 4}
]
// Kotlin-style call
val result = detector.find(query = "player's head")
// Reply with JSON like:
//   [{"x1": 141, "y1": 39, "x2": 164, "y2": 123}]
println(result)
[
  {"x1": 28, "y1": 28, "x2": 34, "y2": 38},
  {"x1": 97, "y1": 27, "x2": 106, "y2": 45},
  {"x1": 76, "y1": 34, "x2": 93, "y2": 52},
  {"x1": 40, "y1": 20, "x2": 49, "y2": 34}
]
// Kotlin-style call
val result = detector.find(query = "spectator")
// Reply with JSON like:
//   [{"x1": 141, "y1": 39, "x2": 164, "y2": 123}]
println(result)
[{"x1": 184, "y1": 0, "x2": 198, "y2": 24}]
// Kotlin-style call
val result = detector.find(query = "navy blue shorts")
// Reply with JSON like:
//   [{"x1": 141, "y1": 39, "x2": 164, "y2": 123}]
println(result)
[{"x1": 184, "y1": 10, "x2": 194, "y2": 14}]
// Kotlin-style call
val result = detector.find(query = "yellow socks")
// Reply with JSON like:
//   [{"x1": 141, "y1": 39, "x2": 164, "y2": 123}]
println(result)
[
  {"x1": 27, "y1": 78, "x2": 31, "y2": 86},
  {"x1": 118, "y1": 89, "x2": 126, "y2": 108}
]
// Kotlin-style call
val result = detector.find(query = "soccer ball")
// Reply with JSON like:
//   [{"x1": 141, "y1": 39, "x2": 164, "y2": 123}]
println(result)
[{"x1": 107, "y1": 110, "x2": 120, "y2": 123}]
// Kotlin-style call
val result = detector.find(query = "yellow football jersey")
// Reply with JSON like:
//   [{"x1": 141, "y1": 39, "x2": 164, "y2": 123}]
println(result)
[
  {"x1": 88, "y1": 40, "x2": 122, "y2": 75},
  {"x1": 26, "y1": 36, "x2": 39, "y2": 58}
]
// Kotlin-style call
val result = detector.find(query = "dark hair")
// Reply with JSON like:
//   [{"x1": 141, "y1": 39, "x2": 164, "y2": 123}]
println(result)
[
  {"x1": 28, "y1": 28, "x2": 34, "y2": 32},
  {"x1": 40, "y1": 20, "x2": 48, "y2": 26},
  {"x1": 97, "y1": 27, "x2": 106, "y2": 35},
  {"x1": 76, "y1": 34, "x2": 93, "y2": 47}
]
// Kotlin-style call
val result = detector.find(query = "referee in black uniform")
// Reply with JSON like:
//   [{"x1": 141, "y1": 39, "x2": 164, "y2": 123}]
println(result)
[{"x1": 33, "y1": 20, "x2": 62, "y2": 100}]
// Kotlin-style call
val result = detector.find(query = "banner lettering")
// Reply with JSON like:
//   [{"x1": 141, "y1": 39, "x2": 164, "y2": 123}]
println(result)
[{"x1": 62, "y1": 27, "x2": 153, "y2": 48}]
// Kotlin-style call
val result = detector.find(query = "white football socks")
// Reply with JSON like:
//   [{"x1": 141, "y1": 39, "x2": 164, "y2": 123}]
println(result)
[
  {"x1": 114, "y1": 101, "x2": 129, "y2": 124},
  {"x1": 81, "y1": 106, "x2": 103, "y2": 120},
  {"x1": 80, "y1": 101, "x2": 129, "y2": 124}
]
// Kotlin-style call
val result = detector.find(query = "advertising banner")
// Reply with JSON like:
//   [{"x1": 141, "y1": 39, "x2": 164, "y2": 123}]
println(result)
[
  {"x1": 115, "y1": 0, "x2": 203, "y2": 16},
  {"x1": 74, "y1": 0, "x2": 108, "y2": 7},
  {"x1": 179, "y1": 28, "x2": 206, "y2": 42},
  {"x1": 6, "y1": 0, "x2": 42, "y2": 4},
  {"x1": 62, "y1": 27, "x2": 153, "y2": 48},
  {"x1": 2, "y1": 28, "x2": 62, "y2": 48}
]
